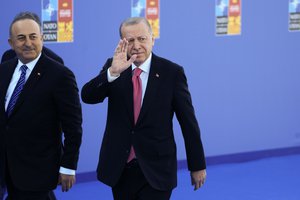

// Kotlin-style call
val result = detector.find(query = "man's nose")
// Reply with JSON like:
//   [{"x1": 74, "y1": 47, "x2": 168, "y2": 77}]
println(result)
[
  {"x1": 132, "y1": 40, "x2": 141, "y2": 49},
  {"x1": 24, "y1": 37, "x2": 32, "y2": 46}
]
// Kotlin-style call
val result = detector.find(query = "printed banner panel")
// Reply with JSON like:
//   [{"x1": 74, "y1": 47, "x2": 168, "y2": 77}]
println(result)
[
  {"x1": 42, "y1": 0, "x2": 74, "y2": 43},
  {"x1": 289, "y1": 0, "x2": 300, "y2": 31},
  {"x1": 131, "y1": 0, "x2": 160, "y2": 38},
  {"x1": 216, "y1": 0, "x2": 241, "y2": 36}
]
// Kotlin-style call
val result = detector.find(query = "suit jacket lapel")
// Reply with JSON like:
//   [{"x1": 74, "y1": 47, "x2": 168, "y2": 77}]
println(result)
[
  {"x1": 137, "y1": 54, "x2": 161, "y2": 125},
  {"x1": 8, "y1": 55, "x2": 46, "y2": 118},
  {"x1": 0, "y1": 59, "x2": 18, "y2": 119}
]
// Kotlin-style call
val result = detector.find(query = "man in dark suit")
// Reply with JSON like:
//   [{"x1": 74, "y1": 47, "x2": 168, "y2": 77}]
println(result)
[
  {"x1": 81, "y1": 17, "x2": 206, "y2": 200},
  {"x1": 1, "y1": 47, "x2": 64, "y2": 200},
  {"x1": 0, "y1": 11, "x2": 82, "y2": 200}
]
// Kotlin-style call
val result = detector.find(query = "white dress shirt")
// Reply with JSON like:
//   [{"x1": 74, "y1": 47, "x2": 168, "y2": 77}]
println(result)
[{"x1": 5, "y1": 54, "x2": 41, "y2": 110}]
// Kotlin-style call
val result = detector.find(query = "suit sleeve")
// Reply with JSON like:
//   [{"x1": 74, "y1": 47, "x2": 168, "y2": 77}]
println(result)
[
  {"x1": 54, "y1": 67, "x2": 82, "y2": 170},
  {"x1": 173, "y1": 67, "x2": 206, "y2": 171},
  {"x1": 81, "y1": 58, "x2": 112, "y2": 104}
]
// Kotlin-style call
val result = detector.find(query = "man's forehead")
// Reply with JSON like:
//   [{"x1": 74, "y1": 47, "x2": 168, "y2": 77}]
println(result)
[
  {"x1": 11, "y1": 20, "x2": 41, "y2": 34},
  {"x1": 123, "y1": 22, "x2": 148, "y2": 29},
  {"x1": 16, "y1": 32, "x2": 39, "y2": 36},
  {"x1": 122, "y1": 27, "x2": 151, "y2": 36},
  {"x1": 12, "y1": 19, "x2": 39, "y2": 29}
]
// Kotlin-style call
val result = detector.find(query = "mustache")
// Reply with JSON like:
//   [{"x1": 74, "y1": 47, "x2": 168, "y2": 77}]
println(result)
[{"x1": 23, "y1": 47, "x2": 35, "y2": 51}]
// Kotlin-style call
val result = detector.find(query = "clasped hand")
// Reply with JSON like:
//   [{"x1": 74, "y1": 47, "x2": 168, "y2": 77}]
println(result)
[{"x1": 58, "y1": 173, "x2": 76, "y2": 192}]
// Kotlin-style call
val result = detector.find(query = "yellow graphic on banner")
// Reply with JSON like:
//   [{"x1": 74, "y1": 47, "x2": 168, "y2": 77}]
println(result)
[
  {"x1": 58, "y1": 0, "x2": 73, "y2": 42},
  {"x1": 148, "y1": 18, "x2": 160, "y2": 39},
  {"x1": 58, "y1": 21, "x2": 73, "y2": 42},
  {"x1": 228, "y1": 15, "x2": 241, "y2": 34}
]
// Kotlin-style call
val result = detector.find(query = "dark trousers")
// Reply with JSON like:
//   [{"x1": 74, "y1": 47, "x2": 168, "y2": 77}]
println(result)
[
  {"x1": 1, "y1": 188, "x2": 56, "y2": 200},
  {"x1": 0, "y1": 186, "x2": 5, "y2": 200},
  {"x1": 112, "y1": 159, "x2": 172, "y2": 200},
  {"x1": 4, "y1": 163, "x2": 56, "y2": 200},
  {"x1": 4, "y1": 188, "x2": 56, "y2": 200},
  {"x1": 5, "y1": 171, "x2": 50, "y2": 200}
]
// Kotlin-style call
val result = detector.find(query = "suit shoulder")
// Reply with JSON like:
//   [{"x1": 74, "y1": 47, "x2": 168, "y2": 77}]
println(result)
[
  {"x1": 42, "y1": 47, "x2": 64, "y2": 64},
  {"x1": 0, "y1": 57, "x2": 17, "y2": 69},
  {"x1": 1, "y1": 49, "x2": 16, "y2": 63},
  {"x1": 42, "y1": 54, "x2": 75, "y2": 76},
  {"x1": 154, "y1": 54, "x2": 183, "y2": 71}
]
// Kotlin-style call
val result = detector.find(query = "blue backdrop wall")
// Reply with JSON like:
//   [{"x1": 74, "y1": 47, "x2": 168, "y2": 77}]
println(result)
[{"x1": 1, "y1": 0, "x2": 300, "y2": 173}]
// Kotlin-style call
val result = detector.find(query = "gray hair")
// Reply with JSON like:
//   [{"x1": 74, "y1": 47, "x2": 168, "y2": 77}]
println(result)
[
  {"x1": 119, "y1": 17, "x2": 153, "y2": 38},
  {"x1": 9, "y1": 11, "x2": 42, "y2": 37}
]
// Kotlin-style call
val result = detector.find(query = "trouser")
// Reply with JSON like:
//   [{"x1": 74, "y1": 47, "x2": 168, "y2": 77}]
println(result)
[{"x1": 112, "y1": 159, "x2": 172, "y2": 200}]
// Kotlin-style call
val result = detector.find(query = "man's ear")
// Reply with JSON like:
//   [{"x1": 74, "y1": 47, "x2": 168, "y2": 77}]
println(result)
[{"x1": 8, "y1": 38, "x2": 14, "y2": 50}]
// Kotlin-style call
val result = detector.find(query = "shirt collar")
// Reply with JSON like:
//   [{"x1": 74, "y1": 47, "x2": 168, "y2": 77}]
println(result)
[
  {"x1": 132, "y1": 53, "x2": 152, "y2": 73},
  {"x1": 17, "y1": 53, "x2": 42, "y2": 72}
]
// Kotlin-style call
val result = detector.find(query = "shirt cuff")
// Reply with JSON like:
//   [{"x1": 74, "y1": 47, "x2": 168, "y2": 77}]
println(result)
[
  {"x1": 107, "y1": 68, "x2": 120, "y2": 82},
  {"x1": 59, "y1": 167, "x2": 76, "y2": 175}
]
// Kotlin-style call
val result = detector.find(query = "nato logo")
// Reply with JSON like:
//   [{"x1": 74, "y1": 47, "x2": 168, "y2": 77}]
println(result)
[
  {"x1": 132, "y1": 0, "x2": 146, "y2": 17},
  {"x1": 289, "y1": 0, "x2": 300, "y2": 13},
  {"x1": 216, "y1": 0, "x2": 228, "y2": 17},
  {"x1": 42, "y1": 0, "x2": 58, "y2": 21}
]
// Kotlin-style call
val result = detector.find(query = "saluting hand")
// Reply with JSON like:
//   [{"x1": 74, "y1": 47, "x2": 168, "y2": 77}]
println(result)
[{"x1": 109, "y1": 38, "x2": 137, "y2": 76}]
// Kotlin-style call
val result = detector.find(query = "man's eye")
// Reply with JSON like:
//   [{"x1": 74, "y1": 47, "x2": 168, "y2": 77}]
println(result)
[
  {"x1": 30, "y1": 35, "x2": 38, "y2": 40},
  {"x1": 17, "y1": 37, "x2": 25, "y2": 41},
  {"x1": 138, "y1": 37, "x2": 147, "y2": 42}
]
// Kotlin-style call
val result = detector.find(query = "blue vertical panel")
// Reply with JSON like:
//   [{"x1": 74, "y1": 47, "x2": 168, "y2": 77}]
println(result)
[
  {"x1": 42, "y1": 0, "x2": 58, "y2": 42},
  {"x1": 131, "y1": 0, "x2": 146, "y2": 17}
]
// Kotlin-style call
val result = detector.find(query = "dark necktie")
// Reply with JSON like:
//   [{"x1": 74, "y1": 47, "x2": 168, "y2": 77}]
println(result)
[
  {"x1": 6, "y1": 65, "x2": 28, "y2": 117},
  {"x1": 127, "y1": 67, "x2": 143, "y2": 162}
]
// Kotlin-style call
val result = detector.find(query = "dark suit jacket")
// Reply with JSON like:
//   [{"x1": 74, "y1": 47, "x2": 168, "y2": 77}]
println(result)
[
  {"x1": 81, "y1": 53, "x2": 206, "y2": 191},
  {"x1": 1, "y1": 47, "x2": 64, "y2": 65},
  {"x1": 0, "y1": 53, "x2": 82, "y2": 191}
]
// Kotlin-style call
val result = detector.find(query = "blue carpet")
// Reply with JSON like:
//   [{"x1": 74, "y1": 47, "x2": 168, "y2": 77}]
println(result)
[{"x1": 54, "y1": 154, "x2": 300, "y2": 200}]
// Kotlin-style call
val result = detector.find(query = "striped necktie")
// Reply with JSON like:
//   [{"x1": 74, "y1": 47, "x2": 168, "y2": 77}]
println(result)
[{"x1": 6, "y1": 65, "x2": 28, "y2": 117}]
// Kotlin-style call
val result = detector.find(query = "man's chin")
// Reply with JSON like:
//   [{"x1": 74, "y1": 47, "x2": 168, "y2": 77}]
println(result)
[
  {"x1": 20, "y1": 54, "x2": 37, "y2": 63},
  {"x1": 133, "y1": 57, "x2": 146, "y2": 66}
]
